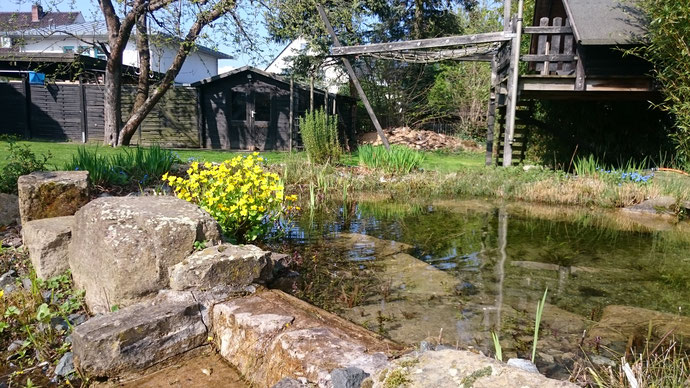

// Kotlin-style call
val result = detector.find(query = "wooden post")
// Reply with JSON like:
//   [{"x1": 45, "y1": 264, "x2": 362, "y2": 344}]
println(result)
[
  {"x1": 485, "y1": 59, "x2": 497, "y2": 166},
  {"x1": 503, "y1": 0, "x2": 523, "y2": 167},
  {"x1": 503, "y1": 0, "x2": 512, "y2": 31},
  {"x1": 79, "y1": 77, "x2": 88, "y2": 143},
  {"x1": 316, "y1": 3, "x2": 390, "y2": 150},
  {"x1": 289, "y1": 78, "x2": 294, "y2": 152},
  {"x1": 309, "y1": 76, "x2": 314, "y2": 112},
  {"x1": 22, "y1": 73, "x2": 32, "y2": 139}
]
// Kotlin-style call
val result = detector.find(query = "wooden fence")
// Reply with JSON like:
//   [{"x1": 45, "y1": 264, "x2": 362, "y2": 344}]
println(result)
[{"x1": 0, "y1": 81, "x2": 200, "y2": 147}]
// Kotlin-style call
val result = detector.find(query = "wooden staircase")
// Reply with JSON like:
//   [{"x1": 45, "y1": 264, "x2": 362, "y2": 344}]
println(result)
[{"x1": 495, "y1": 101, "x2": 534, "y2": 166}]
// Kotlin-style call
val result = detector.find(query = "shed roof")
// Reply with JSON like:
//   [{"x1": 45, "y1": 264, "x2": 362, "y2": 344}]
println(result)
[
  {"x1": 564, "y1": 0, "x2": 646, "y2": 45},
  {"x1": 191, "y1": 65, "x2": 353, "y2": 99}
]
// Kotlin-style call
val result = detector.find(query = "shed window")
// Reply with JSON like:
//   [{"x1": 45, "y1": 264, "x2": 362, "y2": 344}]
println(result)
[
  {"x1": 62, "y1": 46, "x2": 74, "y2": 53},
  {"x1": 254, "y1": 92, "x2": 271, "y2": 122},
  {"x1": 230, "y1": 91, "x2": 246, "y2": 121}
]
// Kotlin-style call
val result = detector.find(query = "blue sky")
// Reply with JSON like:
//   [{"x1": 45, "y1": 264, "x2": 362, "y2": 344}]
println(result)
[{"x1": 0, "y1": 0, "x2": 285, "y2": 71}]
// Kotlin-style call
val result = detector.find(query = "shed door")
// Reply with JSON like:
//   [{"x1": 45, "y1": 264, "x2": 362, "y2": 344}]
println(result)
[
  {"x1": 229, "y1": 90, "x2": 250, "y2": 149},
  {"x1": 251, "y1": 91, "x2": 271, "y2": 151}
]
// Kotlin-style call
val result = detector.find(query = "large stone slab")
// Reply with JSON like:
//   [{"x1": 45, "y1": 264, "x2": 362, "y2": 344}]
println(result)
[
  {"x1": 69, "y1": 196, "x2": 222, "y2": 313},
  {"x1": 371, "y1": 348, "x2": 576, "y2": 387},
  {"x1": 22, "y1": 216, "x2": 73, "y2": 279},
  {"x1": 72, "y1": 288, "x2": 242, "y2": 377},
  {"x1": 17, "y1": 171, "x2": 90, "y2": 224},
  {"x1": 213, "y1": 289, "x2": 399, "y2": 387},
  {"x1": 0, "y1": 193, "x2": 19, "y2": 226},
  {"x1": 169, "y1": 244, "x2": 272, "y2": 291},
  {"x1": 586, "y1": 305, "x2": 690, "y2": 351}
]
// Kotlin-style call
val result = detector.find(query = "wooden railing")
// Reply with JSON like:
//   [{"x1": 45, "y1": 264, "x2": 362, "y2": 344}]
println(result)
[{"x1": 523, "y1": 17, "x2": 577, "y2": 76}]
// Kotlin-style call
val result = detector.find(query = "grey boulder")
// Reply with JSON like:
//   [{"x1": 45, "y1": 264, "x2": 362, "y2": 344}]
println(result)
[
  {"x1": 69, "y1": 196, "x2": 222, "y2": 314},
  {"x1": 17, "y1": 171, "x2": 90, "y2": 224},
  {"x1": 169, "y1": 244, "x2": 272, "y2": 291},
  {"x1": 22, "y1": 216, "x2": 73, "y2": 280}
]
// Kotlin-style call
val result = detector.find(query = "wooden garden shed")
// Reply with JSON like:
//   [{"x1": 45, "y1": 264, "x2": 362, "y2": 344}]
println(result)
[{"x1": 192, "y1": 66, "x2": 357, "y2": 151}]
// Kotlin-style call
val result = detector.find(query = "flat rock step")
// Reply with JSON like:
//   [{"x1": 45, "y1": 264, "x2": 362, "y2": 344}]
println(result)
[{"x1": 213, "y1": 289, "x2": 402, "y2": 387}]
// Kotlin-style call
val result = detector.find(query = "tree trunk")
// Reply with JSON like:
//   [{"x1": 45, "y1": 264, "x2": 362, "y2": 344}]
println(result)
[
  {"x1": 120, "y1": 13, "x2": 150, "y2": 146},
  {"x1": 119, "y1": 2, "x2": 233, "y2": 142},
  {"x1": 103, "y1": 58, "x2": 122, "y2": 146}
]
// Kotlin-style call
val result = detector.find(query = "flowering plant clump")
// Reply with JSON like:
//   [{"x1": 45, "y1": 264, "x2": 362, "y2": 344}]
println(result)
[
  {"x1": 163, "y1": 153, "x2": 297, "y2": 242},
  {"x1": 595, "y1": 168, "x2": 654, "y2": 185}
]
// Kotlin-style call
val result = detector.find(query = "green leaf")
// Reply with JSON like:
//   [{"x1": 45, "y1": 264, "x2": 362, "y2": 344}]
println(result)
[{"x1": 36, "y1": 303, "x2": 53, "y2": 322}]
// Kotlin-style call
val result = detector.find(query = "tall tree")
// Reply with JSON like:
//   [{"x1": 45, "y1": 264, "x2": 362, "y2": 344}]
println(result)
[{"x1": 99, "y1": 0, "x2": 252, "y2": 146}]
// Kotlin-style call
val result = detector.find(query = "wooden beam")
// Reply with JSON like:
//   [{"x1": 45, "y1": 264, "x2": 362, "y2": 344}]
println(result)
[
  {"x1": 522, "y1": 54, "x2": 576, "y2": 62},
  {"x1": 317, "y1": 4, "x2": 390, "y2": 150},
  {"x1": 330, "y1": 32, "x2": 510, "y2": 56},
  {"x1": 523, "y1": 26, "x2": 573, "y2": 34}
]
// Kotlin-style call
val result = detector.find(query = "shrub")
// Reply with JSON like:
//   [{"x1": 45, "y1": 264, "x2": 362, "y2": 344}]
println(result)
[
  {"x1": 631, "y1": 0, "x2": 690, "y2": 168},
  {"x1": 299, "y1": 108, "x2": 341, "y2": 164},
  {"x1": 163, "y1": 153, "x2": 297, "y2": 242},
  {"x1": 64, "y1": 145, "x2": 179, "y2": 187},
  {"x1": 0, "y1": 137, "x2": 51, "y2": 194},
  {"x1": 358, "y1": 144, "x2": 425, "y2": 174}
]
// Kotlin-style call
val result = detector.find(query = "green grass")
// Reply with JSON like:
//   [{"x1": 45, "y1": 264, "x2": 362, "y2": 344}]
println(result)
[{"x1": 0, "y1": 140, "x2": 484, "y2": 174}]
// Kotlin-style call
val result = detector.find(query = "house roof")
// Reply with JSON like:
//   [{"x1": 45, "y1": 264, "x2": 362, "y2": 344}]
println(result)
[
  {"x1": 0, "y1": 10, "x2": 82, "y2": 31},
  {"x1": 7, "y1": 20, "x2": 233, "y2": 59},
  {"x1": 0, "y1": 51, "x2": 163, "y2": 81},
  {"x1": 563, "y1": 0, "x2": 646, "y2": 45}
]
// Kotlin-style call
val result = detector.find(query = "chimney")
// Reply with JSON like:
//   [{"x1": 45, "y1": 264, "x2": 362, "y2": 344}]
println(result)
[{"x1": 31, "y1": 4, "x2": 44, "y2": 22}]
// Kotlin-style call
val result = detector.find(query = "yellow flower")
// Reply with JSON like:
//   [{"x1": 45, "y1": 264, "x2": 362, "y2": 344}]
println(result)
[{"x1": 162, "y1": 172, "x2": 169, "y2": 181}]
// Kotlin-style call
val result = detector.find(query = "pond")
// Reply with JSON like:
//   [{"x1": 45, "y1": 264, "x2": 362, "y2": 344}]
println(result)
[{"x1": 268, "y1": 198, "x2": 690, "y2": 379}]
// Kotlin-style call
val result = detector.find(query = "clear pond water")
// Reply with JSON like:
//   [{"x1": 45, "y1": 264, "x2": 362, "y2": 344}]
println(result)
[{"x1": 268, "y1": 199, "x2": 690, "y2": 378}]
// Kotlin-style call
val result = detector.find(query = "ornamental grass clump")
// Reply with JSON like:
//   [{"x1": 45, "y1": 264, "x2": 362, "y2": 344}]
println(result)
[
  {"x1": 299, "y1": 108, "x2": 341, "y2": 164},
  {"x1": 163, "y1": 153, "x2": 297, "y2": 242}
]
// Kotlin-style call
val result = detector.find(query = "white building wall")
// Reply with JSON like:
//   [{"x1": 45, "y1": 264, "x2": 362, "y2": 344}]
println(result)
[
  {"x1": 265, "y1": 37, "x2": 347, "y2": 93},
  {"x1": 19, "y1": 35, "x2": 219, "y2": 83}
]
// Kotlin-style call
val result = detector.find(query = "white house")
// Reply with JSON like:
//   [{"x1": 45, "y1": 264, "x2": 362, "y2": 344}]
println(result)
[
  {"x1": 1, "y1": 6, "x2": 231, "y2": 84},
  {"x1": 265, "y1": 37, "x2": 347, "y2": 93}
]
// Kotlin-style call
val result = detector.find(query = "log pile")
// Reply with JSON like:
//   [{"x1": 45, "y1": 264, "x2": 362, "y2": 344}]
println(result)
[{"x1": 359, "y1": 127, "x2": 480, "y2": 151}]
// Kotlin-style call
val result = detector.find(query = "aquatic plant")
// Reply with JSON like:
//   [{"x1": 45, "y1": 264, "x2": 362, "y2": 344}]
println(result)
[
  {"x1": 491, "y1": 331, "x2": 503, "y2": 361},
  {"x1": 163, "y1": 153, "x2": 297, "y2": 242},
  {"x1": 532, "y1": 288, "x2": 548, "y2": 363},
  {"x1": 358, "y1": 144, "x2": 425, "y2": 174}
]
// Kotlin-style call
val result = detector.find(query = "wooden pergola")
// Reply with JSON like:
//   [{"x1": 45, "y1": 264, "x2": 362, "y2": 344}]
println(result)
[{"x1": 318, "y1": 0, "x2": 656, "y2": 166}]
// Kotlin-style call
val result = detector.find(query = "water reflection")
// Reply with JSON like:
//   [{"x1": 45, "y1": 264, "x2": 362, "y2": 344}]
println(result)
[{"x1": 271, "y1": 199, "x2": 690, "y2": 376}]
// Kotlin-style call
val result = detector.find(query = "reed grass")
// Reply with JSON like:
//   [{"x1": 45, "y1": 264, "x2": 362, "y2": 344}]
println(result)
[
  {"x1": 358, "y1": 145, "x2": 425, "y2": 174},
  {"x1": 532, "y1": 288, "x2": 548, "y2": 363}
]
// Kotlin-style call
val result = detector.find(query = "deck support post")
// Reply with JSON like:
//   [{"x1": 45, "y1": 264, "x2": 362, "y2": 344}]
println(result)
[
  {"x1": 486, "y1": 58, "x2": 498, "y2": 166},
  {"x1": 503, "y1": 0, "x2": 512, "y2": 31},
  {"x1": 289, "y1": 78, "x2": 294, "y2": 152},
  {"x1": 316, "y1": 3, "x2": 390, "y2": 150},
  {"x1": 502, "y1": 0, "x2": 523, "y2": 167}
]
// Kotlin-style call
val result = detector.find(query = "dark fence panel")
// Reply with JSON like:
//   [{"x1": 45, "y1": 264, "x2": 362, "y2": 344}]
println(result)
[
  {"x1": 0, "y1": 82, "x2": 27, "y2": 136},
  {"x1": 0, "y1": 81, "x2": 200, "y2": 147}
]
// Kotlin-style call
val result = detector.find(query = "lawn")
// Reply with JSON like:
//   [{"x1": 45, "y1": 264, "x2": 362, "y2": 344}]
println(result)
[{"x1": 0, "y1": 140, "x2": 485, "y2": 173}]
